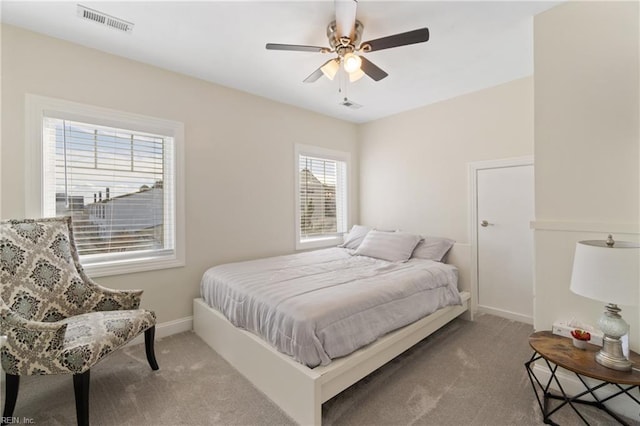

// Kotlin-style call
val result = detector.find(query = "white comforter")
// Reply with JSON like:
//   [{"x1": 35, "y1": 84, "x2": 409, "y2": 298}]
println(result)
[{"x1": 200, "y1": 247, "x2": 461, "y2": 367}]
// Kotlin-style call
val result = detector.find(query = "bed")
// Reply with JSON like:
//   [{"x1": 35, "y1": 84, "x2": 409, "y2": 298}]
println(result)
[{"x1": 193, "y1": 232, "x2": 472, "y2": 425}]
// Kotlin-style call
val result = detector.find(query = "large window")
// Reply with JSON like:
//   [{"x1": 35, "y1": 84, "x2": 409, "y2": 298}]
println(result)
[
  {"x1": 27, "y1": 95, "x2": 184, "y2": 277},
  {"x1": 295, "y1": 145, "x2": 349, "y2": 249}
]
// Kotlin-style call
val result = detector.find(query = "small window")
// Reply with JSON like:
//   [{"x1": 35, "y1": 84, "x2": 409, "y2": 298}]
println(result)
[
  {"x1": 26, "y1": 95, "x2": 184, "y2": 277},
  {"x1": 295, "y1": 145, "x2": 349, "y2": 250}
]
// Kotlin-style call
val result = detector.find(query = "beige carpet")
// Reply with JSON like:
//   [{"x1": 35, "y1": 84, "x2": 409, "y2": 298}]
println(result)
[{"x1": 6, "y1": 313, "x2": 639, "y2": 425}]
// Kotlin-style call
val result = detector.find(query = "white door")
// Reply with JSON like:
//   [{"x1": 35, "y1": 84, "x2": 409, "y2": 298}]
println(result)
[{"x1": 477, "y1": 164, "x2": 534, "y2": 324}]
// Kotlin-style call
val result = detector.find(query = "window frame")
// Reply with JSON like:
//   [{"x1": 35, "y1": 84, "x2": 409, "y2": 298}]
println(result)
[
  {"x1": 25, "y1": 94, "x2": 185, "y2": 277},
  {"x1": 294, "y1": 144, "x2": 350, "y2": 251}
]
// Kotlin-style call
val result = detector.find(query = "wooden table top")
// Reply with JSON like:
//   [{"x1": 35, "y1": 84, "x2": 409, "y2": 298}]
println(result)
[{"x1": 529, "y1": 331, "x2": 640, "y2": 385}]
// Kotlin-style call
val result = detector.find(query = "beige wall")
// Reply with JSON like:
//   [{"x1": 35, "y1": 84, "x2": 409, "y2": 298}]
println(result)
[
  {"x1": 0, "y1": 25, "x2": 359, "y2": 323},
  {"x1": 534, "y1": 1, "x2": 639, "y2": 350},
  {"x1": 358, "y1": 77, "x2": 533, "y2": 242}
]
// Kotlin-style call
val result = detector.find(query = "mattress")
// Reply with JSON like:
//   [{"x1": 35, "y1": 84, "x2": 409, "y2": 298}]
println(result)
[{"x1": 200, "y1": 247, "x2": 461, "y2": 367}]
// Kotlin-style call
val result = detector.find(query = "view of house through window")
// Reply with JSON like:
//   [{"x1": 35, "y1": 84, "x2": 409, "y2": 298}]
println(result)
[
  {"x1": 298, "y1": 153, "x2": 347, "y2": 240},
  {"x1": 43, "y1": 118, "x2": 171, "y2": 258}
]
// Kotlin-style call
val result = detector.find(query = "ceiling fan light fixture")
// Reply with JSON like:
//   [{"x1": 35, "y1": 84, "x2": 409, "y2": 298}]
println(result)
[
  {"x1": 321, "y1": 59, "x2": 340, "y2": 80},
  {"x1": 343, "y1": 52, "x2": 362, "y2": 73},
  {"x1": 266, "y1": 2, "x2": 429, "y2": 86},
  {"x1": 348, "y1": 68, "x2": 365, "y2": 82}
]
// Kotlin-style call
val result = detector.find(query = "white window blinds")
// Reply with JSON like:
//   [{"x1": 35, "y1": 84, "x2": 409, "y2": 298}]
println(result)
[
  {"x1": 298, "y1": 154, "x2": 347, "y2": 239},
  {"x1": 42, "y1": 117, "x2": 175, "y2": 261}
]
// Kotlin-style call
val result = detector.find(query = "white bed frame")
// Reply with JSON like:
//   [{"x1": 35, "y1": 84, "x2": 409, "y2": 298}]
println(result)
[{"x1": 193, "y1": 244, "x2": 473, "y2": 426}]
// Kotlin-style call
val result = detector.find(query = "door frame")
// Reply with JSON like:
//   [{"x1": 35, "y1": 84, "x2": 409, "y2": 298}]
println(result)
[{"x1": 468, "y1": 156, "x2": 534, "y2": 322}]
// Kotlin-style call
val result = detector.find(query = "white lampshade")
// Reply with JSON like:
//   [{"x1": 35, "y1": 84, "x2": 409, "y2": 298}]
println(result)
[
  {"x1": 321, "y1": 59, "x2": 339, "y2": 80},
  {"x1": 348, "y1": 68, "x2": 365, "y2": 82},
  {"x1": 343, "y1": 53, "x2": 362, "y2": 73},
  {"x1": 570, "y1": 239, "x2": 640, "y2": 306}
]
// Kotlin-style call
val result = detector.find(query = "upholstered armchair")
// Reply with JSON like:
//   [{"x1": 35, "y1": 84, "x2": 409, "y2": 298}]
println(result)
[{"x1": 0, "y1": 217, "x2": 158, "y2": 426}]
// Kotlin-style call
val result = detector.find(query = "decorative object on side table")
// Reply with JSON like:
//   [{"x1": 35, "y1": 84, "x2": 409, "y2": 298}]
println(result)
[
  {"x1": 570, "y1": 234, "x2": 640, "y2": 371},
  {"x1": 571, "y1": 329, "x2": 591, "y2": 349}
]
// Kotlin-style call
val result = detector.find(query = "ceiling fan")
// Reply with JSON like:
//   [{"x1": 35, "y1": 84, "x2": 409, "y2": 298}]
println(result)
[{"x1": 265, "y1": 0, "x2": 429, "y2": 83}]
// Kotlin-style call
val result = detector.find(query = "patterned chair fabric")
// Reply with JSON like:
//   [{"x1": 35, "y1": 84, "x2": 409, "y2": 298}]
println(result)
[{"x1": 0, "y1": 217, "x2": 156, "y2": 376}]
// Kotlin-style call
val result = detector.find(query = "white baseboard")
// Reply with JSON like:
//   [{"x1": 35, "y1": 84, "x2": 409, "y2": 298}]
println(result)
[
  {"x1": 127, "y1": 316, "x2": 193, "y2": 346},
  {"x1": 476, "y1": 305, "x2": 533, "y2": 324},
  {"x1": 531, "y1": 362, "x2": 640, "y2": 420}
]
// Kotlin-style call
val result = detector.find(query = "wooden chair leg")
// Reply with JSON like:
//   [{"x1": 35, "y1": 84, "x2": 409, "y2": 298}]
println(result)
[
  {"x1": 73, "y1": 370, "x2": 90, "y2": 426},
  {"x1": 145, "y1": 326, "x2": 160, "y2": 371},
  {"x1": 1, "y1": 373, "x2": 19, "y2": 426}
]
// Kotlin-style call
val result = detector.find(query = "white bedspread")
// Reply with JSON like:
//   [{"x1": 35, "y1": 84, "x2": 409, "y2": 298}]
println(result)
[{"x1": 200, "y1": 247, "x2": 461, "y2": 367}]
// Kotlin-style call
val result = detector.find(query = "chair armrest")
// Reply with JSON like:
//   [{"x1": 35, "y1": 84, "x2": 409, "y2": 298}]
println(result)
[
  {"x1": 0, "y1": 307, "x2": 67, "y2": 375},
  {"x1": 84, "y1": 278, "x2": 143, "y2": 311}
]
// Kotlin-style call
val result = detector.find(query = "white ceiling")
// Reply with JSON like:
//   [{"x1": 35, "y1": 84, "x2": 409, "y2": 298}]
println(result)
[{"x1": 1, "y1": 1, "x2": 559, "y2": 123}]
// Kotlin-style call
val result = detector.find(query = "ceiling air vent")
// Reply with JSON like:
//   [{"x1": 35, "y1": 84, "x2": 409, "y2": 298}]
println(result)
[
  {"x1": 77, "y1": 4, "x2": 134, "y2": 33},
  {"x1": 340, "y1": 98, "x2": 363, "y2": 110}
]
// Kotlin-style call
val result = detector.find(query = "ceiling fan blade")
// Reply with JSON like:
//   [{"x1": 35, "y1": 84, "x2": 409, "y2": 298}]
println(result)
[
  {"x1": 303, "y1": 68, "x2": 324, "y2": 83},
  {"x1": 362, "y1": 28, "x2": 429, "y2": 52},
  {"x1": 360, "y1": 57, "x2": 388, "y2": 81},
  {"x1": 335, "y1": 0, "x2": 357, "y2": 39},
  {"x1": 304, "y1": 59, "x2": 337, "y2": 83},
  {"x1": 266, "y1": 43, "x2": 327, "y2": 53}
]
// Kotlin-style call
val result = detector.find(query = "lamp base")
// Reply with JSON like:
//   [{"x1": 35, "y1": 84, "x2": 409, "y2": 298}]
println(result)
[
  {"x1": 596, "y1": 303, "x2": 632, "y2": 372},
  {"x1": 596, "y1": 336, "x2": 632, "y2": 371}
]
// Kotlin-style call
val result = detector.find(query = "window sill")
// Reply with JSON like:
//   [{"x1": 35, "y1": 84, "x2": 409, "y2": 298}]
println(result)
[
  {"x1": 81, "y1": 254, "x2": 184, "y2": 278},
  {"x1": 296, "y1": 236, "x2": 343, "y2": 251}
]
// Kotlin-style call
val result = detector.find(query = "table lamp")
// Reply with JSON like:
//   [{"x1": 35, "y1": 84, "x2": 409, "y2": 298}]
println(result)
[{"x1": 569, "y1": 235, "x2": 640, "y2": 371}]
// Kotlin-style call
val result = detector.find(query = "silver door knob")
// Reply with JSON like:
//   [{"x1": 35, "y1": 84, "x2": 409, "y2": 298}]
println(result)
[{"x1": 480, "y1": 220, "x2": 490, "y2": 227}]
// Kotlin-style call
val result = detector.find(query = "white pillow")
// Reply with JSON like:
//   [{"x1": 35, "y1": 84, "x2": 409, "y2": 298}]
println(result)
[
  {"x1": 354, "y1": 230, "x2": 422, "y2": 262},
  {"x1": 411, "y1": 236, "x2": 455, "y2": 262},
  {"x1": 339, "y1": 225, "x2": 372, "y2": 249}
]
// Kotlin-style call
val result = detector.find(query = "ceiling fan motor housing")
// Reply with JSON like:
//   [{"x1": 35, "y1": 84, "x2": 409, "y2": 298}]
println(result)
[{"x1": 327, "y1": 20, "x2": 364, "y2": 57}]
